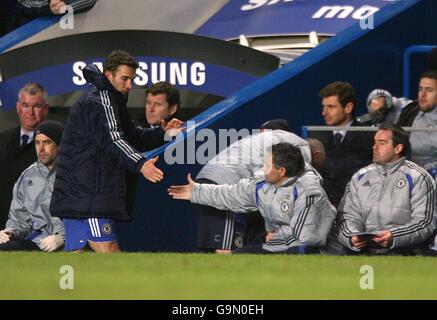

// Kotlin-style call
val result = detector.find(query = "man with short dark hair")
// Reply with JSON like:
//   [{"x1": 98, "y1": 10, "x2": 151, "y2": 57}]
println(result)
[
  {"x1": 0, "y1": 82, "x2": 49, "y2": 229},
  {"x1": 145, "y1": 81, "x2": 180, "y2": 128},
  {"x1": 398, "y1": 70, "x2": 437, "y2": 176},
  {"x1": 169, "y1": 143, "x2": 336, "y2": 254},
  {"x1": 309, "y1": 81, "x2": 373, "y2": 207},
  {"x1": 338, "y1": 124, "x2": 436, "y2": 255},
  {"x1": 50, "y1": 50, "x2": 181, "y2": 253},
  {"x1": 0, "y1": 120, "x2": 64, "y2": 252}
]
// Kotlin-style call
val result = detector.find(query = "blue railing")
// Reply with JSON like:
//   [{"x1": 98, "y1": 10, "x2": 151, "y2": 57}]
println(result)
[{"x1": 0, "y1": 17, "x2": 59, "y2": 54}]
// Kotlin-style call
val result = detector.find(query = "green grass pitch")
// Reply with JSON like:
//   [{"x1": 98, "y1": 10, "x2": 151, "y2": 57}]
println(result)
[{"x1": 1, "y1": 252, "x2": 437, "y2": 299}]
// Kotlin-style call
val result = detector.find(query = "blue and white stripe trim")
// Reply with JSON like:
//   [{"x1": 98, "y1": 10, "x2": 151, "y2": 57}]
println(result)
[
  {"x1": 100, "y1": 90, "x2": 142, "y2": 163},
  {"x1": 222, "y1": 211, "x2": 235, "y2": 250},
  {"x1": 88, "y1": 218, "x2": 101, "y2": 238}
]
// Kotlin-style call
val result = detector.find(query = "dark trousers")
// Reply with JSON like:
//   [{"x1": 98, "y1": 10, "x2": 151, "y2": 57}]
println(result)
[
  {"x1": 194, "y1": 178, "x2": 269, "y2": 251},
  {"x1": 234, "y1": 244, "x2": 320, "y2": 255},
  {"x1": 194, "y1": 178, "x2": 245, "y2": 251},
  {"x1": 0, "y1": 240, "x2": 39, "y2": 251}
]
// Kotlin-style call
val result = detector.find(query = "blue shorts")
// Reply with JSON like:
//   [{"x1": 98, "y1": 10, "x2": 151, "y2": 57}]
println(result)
[{"x1": 63, "y1": 218, "x2": 117, "y2": 251}]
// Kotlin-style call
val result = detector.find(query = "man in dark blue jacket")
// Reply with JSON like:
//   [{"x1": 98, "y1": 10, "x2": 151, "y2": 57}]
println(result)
[{"x1": 50, "y1": 50, "x2": 180, "y2": 253}]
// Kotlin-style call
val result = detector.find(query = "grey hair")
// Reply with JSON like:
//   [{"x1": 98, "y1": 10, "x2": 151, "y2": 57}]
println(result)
[{"x1": 18, "y1": 83, "x2": 48, "y2": 101}]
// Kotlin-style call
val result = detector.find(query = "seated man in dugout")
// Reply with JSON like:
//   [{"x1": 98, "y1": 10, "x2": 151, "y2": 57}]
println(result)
[
  {"x1": 168, "y1": 142, "x2": 337, "y2": 254},
  {"x1": 0, "y1": 121, "x2": 65, "y2": 252},
  {"x1": 309, "y1": 81, "x2": 374, "y2": 208},
  {"x1": 337, "y1": 124, "x2": 436, "y2": 255},
  {"x1": 397, "y1": 70, "x2": 437, "y2": 179},
  {"x1": 144, "y1": 81, "x2": 180, "y2": 129}
]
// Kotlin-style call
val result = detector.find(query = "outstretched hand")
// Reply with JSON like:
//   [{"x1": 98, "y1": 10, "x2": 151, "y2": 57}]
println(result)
[
  {"x1": 167, "y1": 173, "x2": 195, "y2": 200},
  {"x1": 140, "y1": 156, "x2": 164, "y2": 183}
]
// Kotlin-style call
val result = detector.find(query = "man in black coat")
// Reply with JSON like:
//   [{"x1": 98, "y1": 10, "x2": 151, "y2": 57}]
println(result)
[
  {"x1": 50, "y1": 50, "x2": 183, "y2": 253},
  {"x1": 309, "y1": 81, "x2": 374, "y2": 207},
  {"x1": 0, "y1": 83, "x2": 49, "y2": 228}
]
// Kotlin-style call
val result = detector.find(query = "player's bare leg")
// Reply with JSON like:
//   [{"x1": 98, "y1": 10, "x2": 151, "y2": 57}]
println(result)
[
  {"x1": 215, "y1": 249, "x2": 232, "y2": 254},
  {"x1": 88, "y1": 241, "x2": 121, "y2": 253}
]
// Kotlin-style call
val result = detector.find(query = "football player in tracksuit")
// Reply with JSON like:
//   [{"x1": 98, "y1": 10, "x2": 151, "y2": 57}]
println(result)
[
  {"x1": 338, "y1": 124, "x2": 437, "y2": 255},
  {"x1": 169, "y1": 142, "x2": 336, "y2": 254}
]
